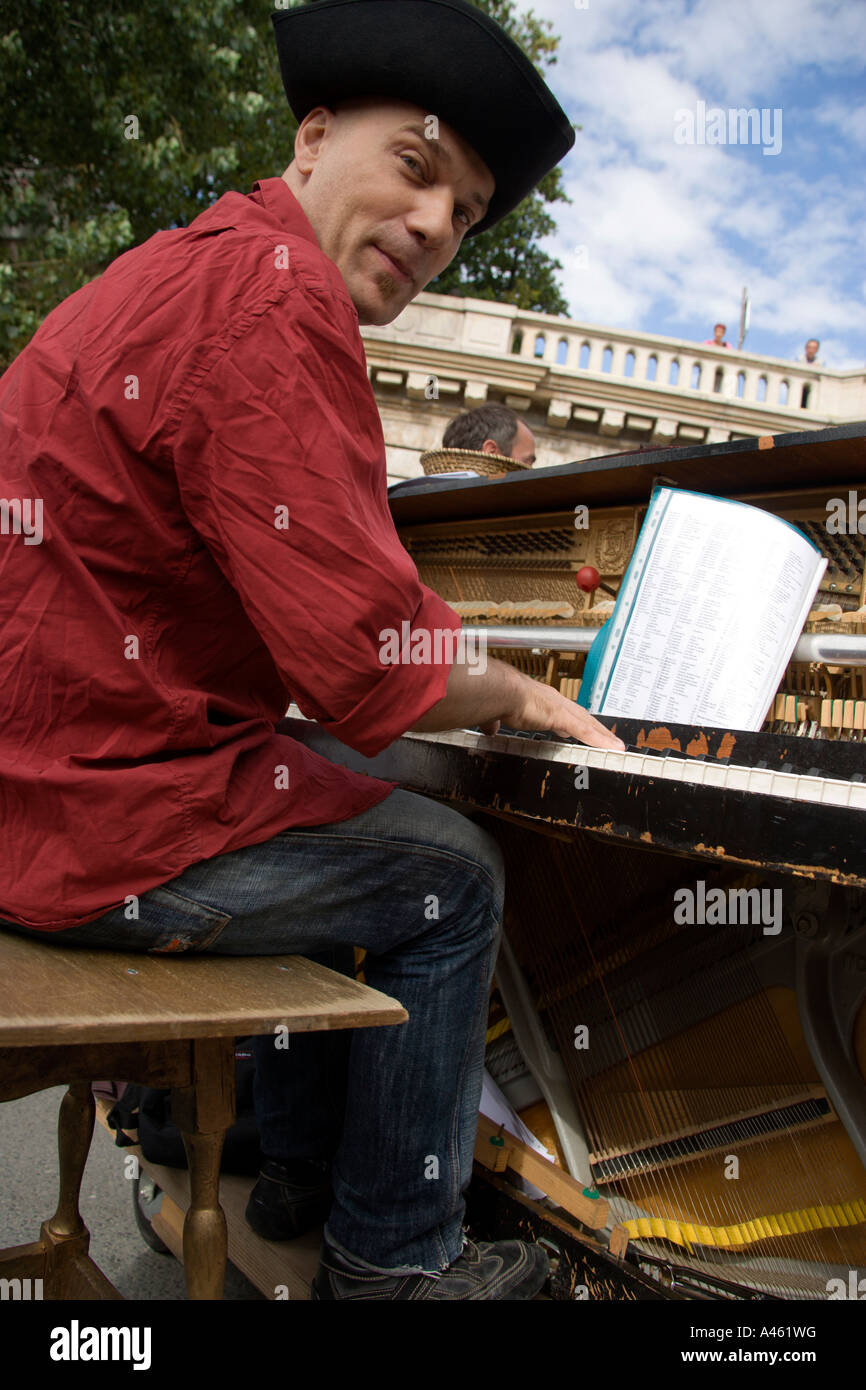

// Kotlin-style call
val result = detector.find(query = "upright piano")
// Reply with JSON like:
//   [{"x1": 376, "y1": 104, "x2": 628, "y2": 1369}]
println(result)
[{"x1": 281, "y1": 421, "x2": 866, "y2": 1301}]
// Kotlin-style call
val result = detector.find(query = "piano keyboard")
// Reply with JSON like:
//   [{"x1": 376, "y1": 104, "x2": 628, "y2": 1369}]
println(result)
[
  {"x1": 399, "y1": 725, "x2": 866, "y2": 812},
  {"x1": 281, "y1": 703, "x2": 866, "y2": 885}
]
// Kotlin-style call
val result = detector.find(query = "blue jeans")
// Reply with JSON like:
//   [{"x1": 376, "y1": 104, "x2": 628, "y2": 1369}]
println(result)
[{"x1": 0, "y1": 789, "x2": 505, "y2": 1273}]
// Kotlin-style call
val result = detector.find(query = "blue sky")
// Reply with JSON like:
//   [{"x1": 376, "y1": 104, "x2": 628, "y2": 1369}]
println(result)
[{"x1": 521, "y1": 0, "x2": 866, "y2": 367}]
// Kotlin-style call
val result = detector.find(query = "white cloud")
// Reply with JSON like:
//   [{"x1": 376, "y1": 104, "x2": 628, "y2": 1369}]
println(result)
[
  {"x1": 518, "y1": 0, "x2": 866, "y2": 364},
  {"x1": 815, "y1": 99, "x2": 866, "y2": 146},
  {"x1": 535, "y1": 0, "x2": 866, "y2": 101}
]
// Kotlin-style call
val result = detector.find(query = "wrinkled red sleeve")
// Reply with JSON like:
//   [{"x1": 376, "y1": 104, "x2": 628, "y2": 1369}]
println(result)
[{"x1": 171, "y1": 270, "x2": 461, "y2": 758}]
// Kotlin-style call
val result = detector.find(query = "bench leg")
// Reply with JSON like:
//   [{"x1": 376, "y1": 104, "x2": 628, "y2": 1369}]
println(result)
[
  {"x1": 41, "y1": 1080, "x2": 125, "y2": 1297},
  {"x1": 49, "y1": 1080, "x2": 94, "y2": 1239},
  {"x1": 172, "y1": 1037, "x2": 235, "y2": 1300}
]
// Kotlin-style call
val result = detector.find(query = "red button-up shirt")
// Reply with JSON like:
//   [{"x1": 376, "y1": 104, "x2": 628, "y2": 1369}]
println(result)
[{"x1": 0, "y1": 177, "x2": 461, "y2": 929}]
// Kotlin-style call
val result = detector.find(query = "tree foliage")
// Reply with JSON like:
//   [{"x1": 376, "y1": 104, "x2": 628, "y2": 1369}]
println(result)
[
  {"x1": 0, "y1": 0, "x2": 572, "y2": 369},
  {"x1": 0, "y1": 0, "x2": 292, "y2": 367}
]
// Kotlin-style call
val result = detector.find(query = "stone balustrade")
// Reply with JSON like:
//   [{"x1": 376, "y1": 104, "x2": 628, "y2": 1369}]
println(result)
[
  {"x1": 360, "y1": 291, "x2": 866, "y2": 479},
  {"x1": 509, "y1": 316, "x2": 838, "y2": 415}
]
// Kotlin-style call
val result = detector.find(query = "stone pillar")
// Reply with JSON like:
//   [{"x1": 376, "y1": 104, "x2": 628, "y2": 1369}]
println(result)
[
  {"x1": 547, "y1": 398, "x2": 572, "y2": 428},
  {"x1": 599, "y1": 407, "x2": 625, "y2": 437},
  {"x1": 464, "y1": 380, "x2": 489, "y2": 408},
  {"x1": 608, "y1": 344, "x2": 626, "y2": 377},
  {"x1": 631, "y1": 348, "x2": 649, "y2": 381},
  {"x1": 651, "y1": 416, "x2": 678, "y2": 446},
  {"x1": 406, "y1": 372, "x2": 434, "y2": 399},
  {"x1": 654, "y1": 353, "x2": 672, "y2": 386}
]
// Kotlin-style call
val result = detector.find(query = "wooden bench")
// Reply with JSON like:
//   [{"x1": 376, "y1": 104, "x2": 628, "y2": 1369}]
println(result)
[{"x1": 0, "y1": 930, "x2": 407, "y2": 1300}]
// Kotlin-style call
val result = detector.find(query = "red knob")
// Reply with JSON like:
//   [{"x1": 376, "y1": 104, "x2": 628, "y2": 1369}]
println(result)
[{"x1": 576, "y1": 565, "x2": 600, "y2": 593}]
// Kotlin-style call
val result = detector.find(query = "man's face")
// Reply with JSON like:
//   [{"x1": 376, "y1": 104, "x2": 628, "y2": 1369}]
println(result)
[
  {"x1": 713, "y1": 324, "x2": 726, "y2": 343},
  {"x1": 805, "y1": 340, "x2": 819, "y2": 361},
  {"x1": 284, "y1": 98, "x2": 495, "y2": 325},
  {"x1": 509, "y1": 420, "x2": 536, "y2": 465}
]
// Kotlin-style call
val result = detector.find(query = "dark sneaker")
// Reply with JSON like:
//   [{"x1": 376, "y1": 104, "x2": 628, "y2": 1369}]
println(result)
[
  {"x1": 311, "y1": 1234, "x2": 549, "y2": 1300},
  {"x1": 244, "y1": 1158, "x2": 332, "y2": 1241}
]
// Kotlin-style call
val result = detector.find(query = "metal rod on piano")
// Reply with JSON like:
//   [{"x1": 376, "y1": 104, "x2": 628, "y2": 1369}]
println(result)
[
  {"x1": 462, "y1": 626, "x2": 597, "y2": 651},
  {"x1": 791, "y1": 633, "x2": 866, "y2": 665},
  {"x1": 461, "y1": 627, "x2": 866, "y2": 666}
]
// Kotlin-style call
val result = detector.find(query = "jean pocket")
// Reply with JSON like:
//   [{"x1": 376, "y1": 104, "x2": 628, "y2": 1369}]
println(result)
[{"x1": 129, "y1": 885, "x2": 233, "y2": 954}]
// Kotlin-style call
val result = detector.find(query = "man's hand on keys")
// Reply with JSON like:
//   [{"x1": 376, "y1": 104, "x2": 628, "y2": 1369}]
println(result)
[{"x1": 479, "y1": 675, "x2": 624, "y2": 750}]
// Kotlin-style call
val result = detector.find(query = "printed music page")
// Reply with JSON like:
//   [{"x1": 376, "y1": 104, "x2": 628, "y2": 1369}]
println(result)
[{"x1": 584, "y1": 488, "x2": 826, "y2": 730}]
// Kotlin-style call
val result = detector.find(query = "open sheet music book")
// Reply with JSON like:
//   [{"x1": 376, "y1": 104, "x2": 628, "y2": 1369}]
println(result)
[{"x1": 578, "y1": 486, "x2": 827, "y2": 731}]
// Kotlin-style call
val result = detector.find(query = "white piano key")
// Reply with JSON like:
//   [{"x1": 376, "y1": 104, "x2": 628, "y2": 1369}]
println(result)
[
  {"x1": 636, "y1": 754, "x2": 660, "y2": 779},
  {"x1": 679, "y1": 761, "x2": 708, "y2": 784},
  {"x1": 547, "y1": 745, "x2": 583, "y2": 767},
  {"x1": 796, "y1": 777, "x2": 824, "y2": 803},
  {"x1": 703, "y1": 764, "x2": 729, "y2": 788},
  {"x1": 770, "y1": 771, "x2": 798, "y2": 799},
  {"x1": 662, "y1": 757, "x2": 687, "y2": 780},
  {"x1": 748, "y1": 768, "x2": 774, "y2": 795},
  {"x1": 726, "y1": 766, "x2": 751, "y2": 792},
  {"x1": 623, "y1": 753, "x2": 644, "y2": 776},
  {"x1": 849, "y1": 782, "x2": 866, "y2": 810},
  {"x1": 820, "y1": 778, "x2": 853, "y2": 806}
]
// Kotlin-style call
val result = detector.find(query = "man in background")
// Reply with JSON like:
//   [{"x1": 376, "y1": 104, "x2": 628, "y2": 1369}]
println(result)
[{"x1": 443, "y1": 402, "x2": 536, "y2": 465}]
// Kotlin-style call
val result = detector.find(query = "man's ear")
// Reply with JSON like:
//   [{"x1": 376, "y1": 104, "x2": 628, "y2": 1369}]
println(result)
[
  {"x1": 293, "y1": 106, "x2": 337, "y2": 175},
  {"x1": 480, "y1": 438, "x2": 501, "y2": 455}
]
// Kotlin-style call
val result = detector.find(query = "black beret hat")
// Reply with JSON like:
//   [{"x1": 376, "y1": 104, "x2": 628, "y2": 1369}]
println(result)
[{"x1": 271, "y1": 0, "x2": 575, "y2": 237}]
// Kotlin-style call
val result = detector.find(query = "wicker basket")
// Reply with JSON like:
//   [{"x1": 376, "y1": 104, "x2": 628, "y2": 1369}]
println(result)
[{"x1": 418, "y1": 447, "x2": 532, "y2": 478}]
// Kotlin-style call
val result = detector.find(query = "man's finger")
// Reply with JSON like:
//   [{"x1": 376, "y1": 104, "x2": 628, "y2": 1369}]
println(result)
[{"x1": 552, "y1": 709, "x2": 624, "y2": 750}]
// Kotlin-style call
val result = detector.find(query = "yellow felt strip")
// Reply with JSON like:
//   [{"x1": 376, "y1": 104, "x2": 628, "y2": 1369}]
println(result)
[
  {"x1": 621, "y1": 1198, "x2": 866, "y2": 1250},
  {"x1": 485, "y1": 1016, "x2": 511, "y2": 1045}
]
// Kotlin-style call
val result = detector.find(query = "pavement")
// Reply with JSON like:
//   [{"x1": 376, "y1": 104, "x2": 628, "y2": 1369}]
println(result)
[{"x1": 0, "y1": 1084, "x2": 265, "y2": 1300}]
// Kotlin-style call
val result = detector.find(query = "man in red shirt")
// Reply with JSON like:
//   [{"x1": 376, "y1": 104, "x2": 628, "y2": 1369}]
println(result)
[{"x1": 0, "y1": 0, "x2": 620, "y2": 1299}]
